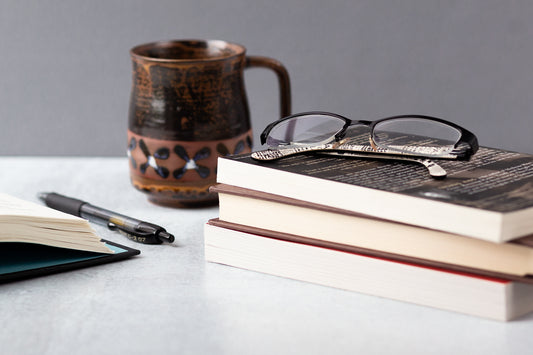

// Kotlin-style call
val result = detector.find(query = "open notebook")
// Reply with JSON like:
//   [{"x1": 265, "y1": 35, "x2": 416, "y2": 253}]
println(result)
[{"x1": 0, "y1": 193, "x2": 140, "y2": 283}]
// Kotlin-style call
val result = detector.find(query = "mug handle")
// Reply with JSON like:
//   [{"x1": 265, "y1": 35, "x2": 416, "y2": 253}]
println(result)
[{"x1": 245, "y1": 56, "x2": 292, "y2": 118}]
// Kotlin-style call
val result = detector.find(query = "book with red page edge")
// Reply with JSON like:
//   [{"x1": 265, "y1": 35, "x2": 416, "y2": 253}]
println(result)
[
  {"x1": 204, "y1": 219, "x2": 533, "y2": 321},
  {"x1": 208, "y1": 217, "x2": 533, "y2": 285}
]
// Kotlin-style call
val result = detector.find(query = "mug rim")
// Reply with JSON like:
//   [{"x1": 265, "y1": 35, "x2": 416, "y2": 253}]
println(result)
[{"x1": 130, "y1": 39, "x2": 246, "y2": 63}]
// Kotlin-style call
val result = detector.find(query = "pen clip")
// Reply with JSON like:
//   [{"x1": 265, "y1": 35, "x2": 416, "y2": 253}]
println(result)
[{"x1": 107, "y1": 222, "x2": 164, "y2": 244}]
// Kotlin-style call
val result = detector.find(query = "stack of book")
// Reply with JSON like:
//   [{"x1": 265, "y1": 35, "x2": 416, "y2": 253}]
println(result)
[{"x1": 204, "y1": 146, "x2": 533, "y2": 321}]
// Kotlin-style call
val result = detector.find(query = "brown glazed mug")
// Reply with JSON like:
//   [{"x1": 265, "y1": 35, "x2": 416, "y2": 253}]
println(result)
[{"x1": 127, "y1": 39, "x2": 291, "y2": 206}]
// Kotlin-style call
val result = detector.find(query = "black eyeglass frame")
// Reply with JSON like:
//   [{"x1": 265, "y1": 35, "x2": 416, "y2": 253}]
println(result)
[{"x1": 260, "y1": 111, "x2": 479, "y2": 160}]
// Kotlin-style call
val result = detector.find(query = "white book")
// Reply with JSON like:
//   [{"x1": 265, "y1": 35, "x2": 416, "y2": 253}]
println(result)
[{"x1": 204, "y1": 221, "x2": 533, "y2": 321}]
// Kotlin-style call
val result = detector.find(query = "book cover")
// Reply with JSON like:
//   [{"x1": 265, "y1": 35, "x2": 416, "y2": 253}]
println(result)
[
  {"x1": 217, "y1": 147, "x2": 533, "y2": 242},
  {"x1": 0, "y1": 239, "x2": 140, "y2": 283}
]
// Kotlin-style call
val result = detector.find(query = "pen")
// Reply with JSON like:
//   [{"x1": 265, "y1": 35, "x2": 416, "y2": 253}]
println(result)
[{"x1": 38, "y1": 192, "x2": 175, "y2": 244}]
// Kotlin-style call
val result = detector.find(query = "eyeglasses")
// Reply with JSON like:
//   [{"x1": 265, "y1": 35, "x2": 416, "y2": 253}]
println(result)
[{"x1": 251, "y1": 112, "x2": 479, "y2": 178}]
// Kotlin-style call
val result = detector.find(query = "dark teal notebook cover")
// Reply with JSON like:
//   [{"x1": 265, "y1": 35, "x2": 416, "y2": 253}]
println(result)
[{"x1": 0, "y1": 239, "x2": 140, "y2": 283}]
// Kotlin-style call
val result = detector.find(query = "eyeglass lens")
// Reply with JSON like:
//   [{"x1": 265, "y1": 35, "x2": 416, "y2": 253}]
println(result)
[
  {"x1": 372, "y1": 118, "x2": 462, "y2": 154},
  {"x1": 265, "y1": 114, "x2": 346, "y2": 147}
]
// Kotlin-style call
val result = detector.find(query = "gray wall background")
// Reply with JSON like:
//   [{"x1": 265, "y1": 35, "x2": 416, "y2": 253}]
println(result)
[{"x1": 1, "y1": 0, "x2": 532, "y2": 156}]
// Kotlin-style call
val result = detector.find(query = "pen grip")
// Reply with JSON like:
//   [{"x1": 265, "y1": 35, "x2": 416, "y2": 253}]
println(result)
[{"x1": 43, "y1": 193, "x2": 85, "y2": 217}]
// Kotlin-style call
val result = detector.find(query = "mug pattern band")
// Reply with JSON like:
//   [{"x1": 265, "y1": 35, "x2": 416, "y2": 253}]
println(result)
[{"x1": 127, "y1": 129, "x2": 253, "y2": 182}]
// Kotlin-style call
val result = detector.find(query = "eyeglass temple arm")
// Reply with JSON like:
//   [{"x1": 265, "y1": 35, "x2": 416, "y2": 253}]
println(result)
[
  {"x1": 449, "y1": 128, "x2": 479, "y2": 160},
  {"x1": 460, "y1": 129, "x2": 479, "y2": 153}
]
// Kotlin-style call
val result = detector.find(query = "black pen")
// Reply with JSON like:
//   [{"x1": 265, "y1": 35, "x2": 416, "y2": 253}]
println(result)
[{"x1": 38, "y1": 192, "x2": 175, "y2": 244}]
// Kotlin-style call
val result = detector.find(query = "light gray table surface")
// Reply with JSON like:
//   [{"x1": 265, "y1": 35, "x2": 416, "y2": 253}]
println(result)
[{"x1": 1, "y1": 156, "x2": 533, "y2": 355}]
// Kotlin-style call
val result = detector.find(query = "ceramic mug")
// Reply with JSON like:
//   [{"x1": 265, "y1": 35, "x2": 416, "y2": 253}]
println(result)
[{"x1": 127, "y1": 39, "x2": 291, "y2": 206}]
